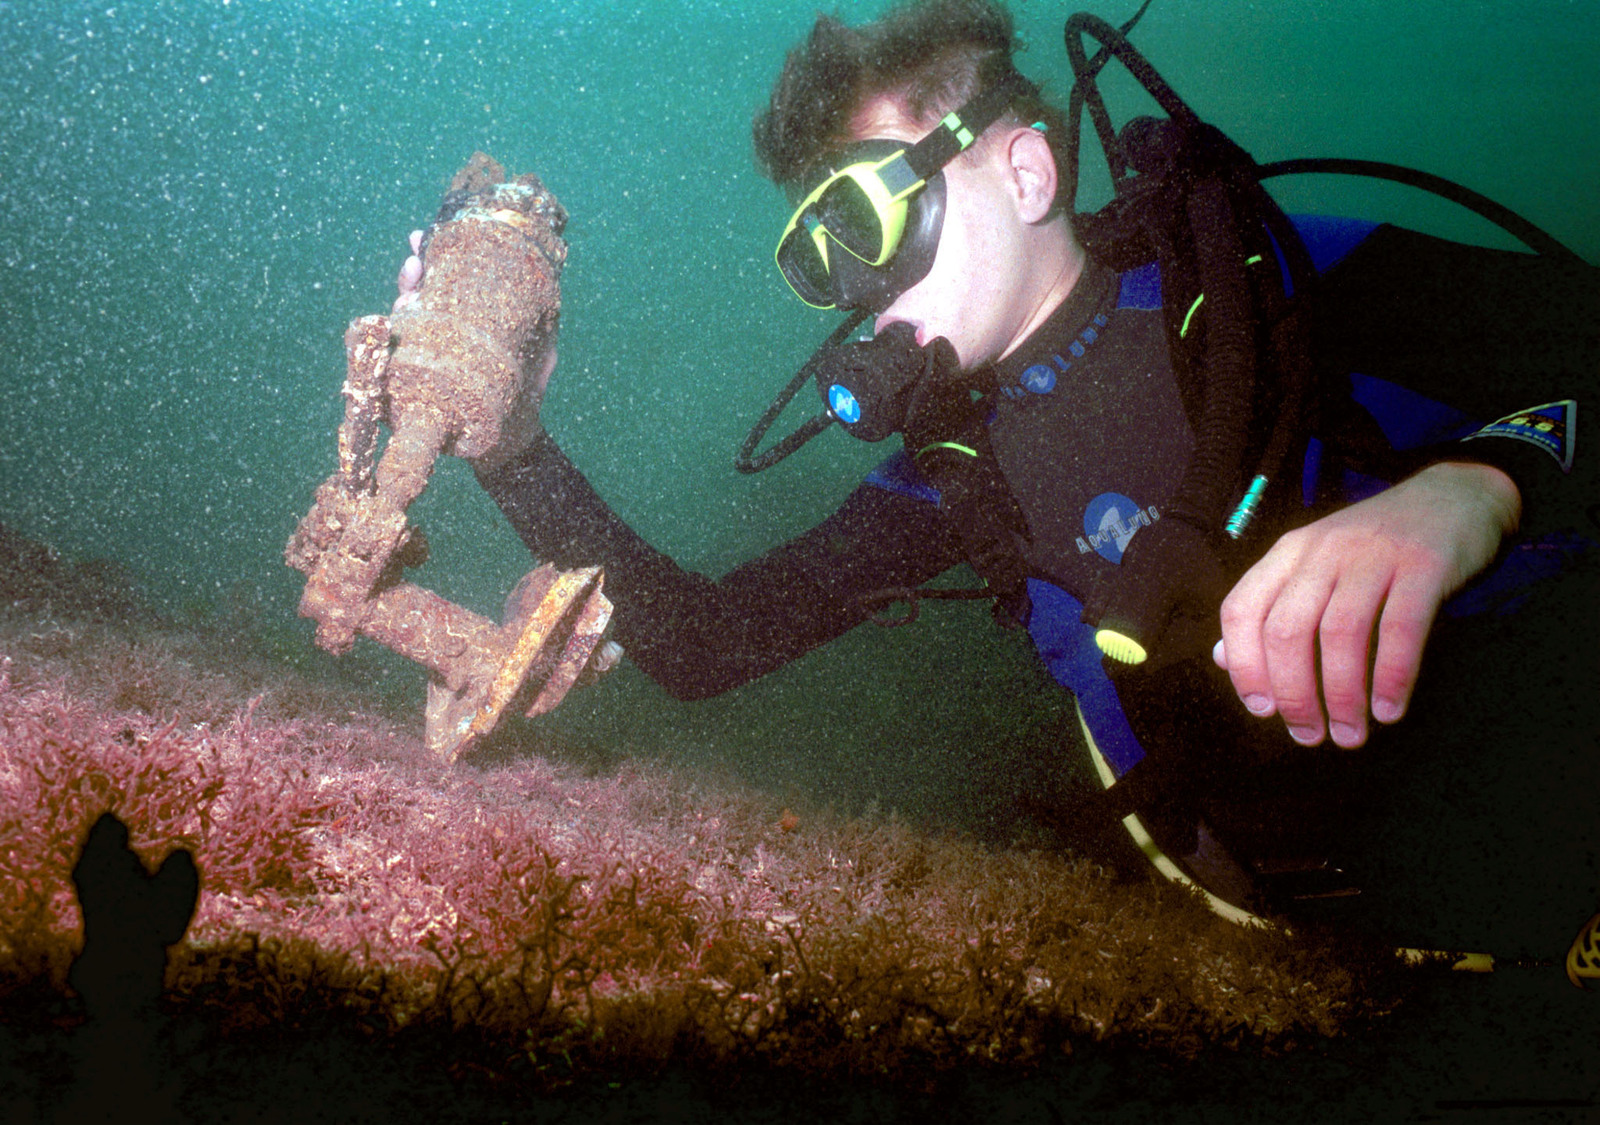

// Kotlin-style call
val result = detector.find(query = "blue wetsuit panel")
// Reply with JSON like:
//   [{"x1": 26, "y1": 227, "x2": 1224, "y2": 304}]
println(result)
[
  {"x1": 1349, "y1": 372, "x2": 1480, "y2": 450},
  {"x1": 1309, "y1": 373, "x2": 1482, "y2": 504},
  {"x1": 1024, "y1": 578, "x2": 1147, "y2": 779},
  {"x1": 1117, "y1": 262, "x2": 1163, "y2": 310}
]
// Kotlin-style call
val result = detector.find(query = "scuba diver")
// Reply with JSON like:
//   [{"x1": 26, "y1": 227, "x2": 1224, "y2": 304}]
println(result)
[{"x1": 395, "y1": 1, "x2": 1599, "y2": 966}]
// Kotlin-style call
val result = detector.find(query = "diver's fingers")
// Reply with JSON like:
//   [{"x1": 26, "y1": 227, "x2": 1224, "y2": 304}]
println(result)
[
  {"x1": 1368, "y1": 566, "x2": 1445, "y2": 729},
  {"x1": 393, "y1": 231, "x2": 425, "y2": 313},
  {"x1": 1255, "y1": 565, "x2": 1339, "y2": 747},
  {"x1": 398, "y1": 254, "x2": 422, "y2": 293},
  {"x1": 1315, "y1": 566, "x2": 1391, "y2": 749},
  {"x1": 1216, "y1": 541, "x2": 1304, "y2": 721}
]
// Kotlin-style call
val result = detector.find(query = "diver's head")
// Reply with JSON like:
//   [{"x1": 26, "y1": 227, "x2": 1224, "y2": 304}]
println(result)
[
  {"x1": 753, "y1": 1, "x2": 1069, "y2": 195},
  {"x1": 754, "y1": 0, "x2": 1082, "y2": 370}
]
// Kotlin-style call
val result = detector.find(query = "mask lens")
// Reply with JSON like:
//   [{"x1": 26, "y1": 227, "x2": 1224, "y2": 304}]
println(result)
[
  {"x1": 774, "y1": 143, "x2": 928, "y2": 308},
  {"x1": 776, "y1": 216, "x2": 837, "y2": 308},
  {"x1": 832, "y1": 171, "x2": 945, "y2": 313},
  {"x1": 814, "y1": 175, "x2": 892, "y2": 264}
]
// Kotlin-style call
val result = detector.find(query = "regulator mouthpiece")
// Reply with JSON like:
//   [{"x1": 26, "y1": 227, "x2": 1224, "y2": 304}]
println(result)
[{"x1": 814, "y1": 322, "x2": 937, "y2": 443}]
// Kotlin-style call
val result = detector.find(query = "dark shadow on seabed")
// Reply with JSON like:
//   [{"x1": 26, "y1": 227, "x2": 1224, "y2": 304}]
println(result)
[
  {"x1": 53, "y1": 812, "x2": 198, "y2": 1124},
  {"x1": 0, "y1": 808, "x2": 197, "y2": 1124}
]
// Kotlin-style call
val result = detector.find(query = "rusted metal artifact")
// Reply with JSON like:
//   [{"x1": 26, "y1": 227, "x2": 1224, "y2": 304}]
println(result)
[{"x1": 286, "y1": 153, "x2": 612, "y2": 764}]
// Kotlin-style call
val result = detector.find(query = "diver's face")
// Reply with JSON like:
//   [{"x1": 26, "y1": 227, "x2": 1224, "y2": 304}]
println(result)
[{"x1": 848, "y1": 96, "x2": 1041, "y2": 371}]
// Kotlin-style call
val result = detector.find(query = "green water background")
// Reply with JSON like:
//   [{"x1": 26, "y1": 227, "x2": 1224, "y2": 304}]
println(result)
[{"x1": 3, "y1": 0, "x2": 1596, "y2": 828}]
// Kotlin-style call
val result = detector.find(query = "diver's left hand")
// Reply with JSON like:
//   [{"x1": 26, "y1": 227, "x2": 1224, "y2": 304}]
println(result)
[
  {"x1": 1212, "y1": 461, "x2": 1520, "y2": 749},
  {"x1": 394, "y1": 229, "x2": 424, "y2": 313}
]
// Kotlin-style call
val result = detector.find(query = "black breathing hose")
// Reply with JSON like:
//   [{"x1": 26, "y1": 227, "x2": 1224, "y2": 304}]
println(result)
[{"x1": 734, "y1": 309, "x2": 868, "y2": 474}]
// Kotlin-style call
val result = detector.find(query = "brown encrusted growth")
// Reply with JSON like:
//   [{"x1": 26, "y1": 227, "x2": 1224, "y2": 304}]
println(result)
[
  {"x1": 391, "y1": 152, "x2": 567, "y2": 463},
  {"x1": 0, "y1": 543, "x2": 1415, "y2": 1086},
  {"x1": 448, "y1": 151, "x2": 507, "y2": 195},
  {"x1": 335, "y1": 315, "x2": 391, "y2": 496}
]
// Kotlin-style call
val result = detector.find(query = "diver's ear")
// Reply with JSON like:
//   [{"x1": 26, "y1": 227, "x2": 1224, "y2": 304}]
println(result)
[{"x1": 1006, "y1": 125, "x2": 1058, "y2": 223}]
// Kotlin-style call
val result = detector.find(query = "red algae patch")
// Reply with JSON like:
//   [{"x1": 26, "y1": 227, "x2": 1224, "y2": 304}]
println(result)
[{"x1": 0, "y1": 585, "x2": 1410, "y2": 1084}]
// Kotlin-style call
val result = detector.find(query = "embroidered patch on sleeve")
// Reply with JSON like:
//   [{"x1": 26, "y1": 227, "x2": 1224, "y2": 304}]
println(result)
[{"x1": 1460, "y1": 399, "x2": 1576, "y2": 473}]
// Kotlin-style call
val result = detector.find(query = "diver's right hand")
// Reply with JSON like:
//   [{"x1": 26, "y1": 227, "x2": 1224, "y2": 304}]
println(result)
[
  {"x1": 393, "y1": 229, "x2": 424, "y2": 313},
  {"x1": 1213, "y1": 461, "x2": 1519, "y2": 750}
]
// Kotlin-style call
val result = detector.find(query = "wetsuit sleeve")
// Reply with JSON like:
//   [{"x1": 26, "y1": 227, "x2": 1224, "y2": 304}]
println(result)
[
  {"x1": 476, "y1": 430, "x2": 965, "y2": 701},
  {"x1": 1309, "y1": 224, "x2": 1600, "y2": 521}
]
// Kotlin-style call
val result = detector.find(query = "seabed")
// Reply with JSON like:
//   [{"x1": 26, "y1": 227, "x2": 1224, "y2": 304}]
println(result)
[{"x1": 0, "y1": 527, "x2": 1594, "y2": 1123}]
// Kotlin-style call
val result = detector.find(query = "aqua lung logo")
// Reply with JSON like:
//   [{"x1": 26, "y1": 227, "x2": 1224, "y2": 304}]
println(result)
[
  {"x1": 827, "y1": 384, "x2": 862, "y2": 425},
  {"x1": 1019, "y1": 364, "x2": 1056, "y2": 394},
  {"x1": 1002, "y1": 313, "x2": 1108, "y2": 400},
  {"x1": 1078, "y1": 492, "x2": 1159, "y2": 563}
]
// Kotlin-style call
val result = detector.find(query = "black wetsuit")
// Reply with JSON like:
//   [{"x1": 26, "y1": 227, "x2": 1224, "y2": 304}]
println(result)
[{"x1": 483, "y1": 221, "x2": 1600, "y2": 954}]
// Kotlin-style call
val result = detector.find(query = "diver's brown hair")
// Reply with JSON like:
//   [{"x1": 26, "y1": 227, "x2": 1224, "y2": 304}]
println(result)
[{"x1": 752, "y1": 0, "x2": 1068, "y2": 193}]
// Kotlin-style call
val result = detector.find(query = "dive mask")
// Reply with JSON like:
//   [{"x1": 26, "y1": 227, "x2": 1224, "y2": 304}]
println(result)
[{"x1": 774, "y1": 77, "x2": 1029, "y2": 311}]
